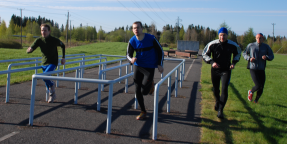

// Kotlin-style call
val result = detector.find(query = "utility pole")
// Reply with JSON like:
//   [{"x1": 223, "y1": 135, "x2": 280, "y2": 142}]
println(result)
[
  {"x1": 66, "y1": 11, "x2": 69, "y2": 44},
  {"x1": 175, "y1": 16, "x2": 182, "y2": 42},
  {"x1": 271, "y1": 23, "x2": 276, "y2": 46},
  {"x1": 18, "y1": 8, "x2": 23, "y2": 47},
  {"x1": 70, "y1": 20, "x2": 72, "y2": 47}
]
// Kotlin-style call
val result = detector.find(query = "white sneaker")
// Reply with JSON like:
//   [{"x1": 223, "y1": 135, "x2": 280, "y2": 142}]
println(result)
[
  {"x1": 48, "y1": 93, "x2": 56, "y2": 103},
  {"x1": 49, "y1": 83, "x2": 56, "y2": 96}
]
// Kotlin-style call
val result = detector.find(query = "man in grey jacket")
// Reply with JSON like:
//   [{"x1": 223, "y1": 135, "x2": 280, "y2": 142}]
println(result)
[{"x1": 243, "y1": 33, "x2": 274, "y2": 103}]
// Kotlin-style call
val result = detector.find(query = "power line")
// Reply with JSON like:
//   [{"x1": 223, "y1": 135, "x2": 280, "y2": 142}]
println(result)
[
  {"x1": 142, "y1": 0, "x2": 167, "y2": 24},
  {"x1": 70, "y1": 12, "x2": 115, "y2": 28},
  {"x1": 25, "y1": 9, "x2": 65, "y2": 16},
  {"x1": 0, "y1": 5, "x2": 17, "y2": 10},
  {"x1": 69, "y1": 12, "x2": 115, "y2": 30},
  {"x1": 116, "y1": 0, "x2": 142, "y2": 21},
  {"x1": 152, "y1": 0, "x2": 173, "y2": 23},
  {"x1": 131, "y1": 0, "x2": 155, "y2": 23},
  {"x1": 0, "y1": 4, "x2": 65, "y2": 15},
  {"x1": 2, "y1": 0, "x2": 68, "y2": 11}
]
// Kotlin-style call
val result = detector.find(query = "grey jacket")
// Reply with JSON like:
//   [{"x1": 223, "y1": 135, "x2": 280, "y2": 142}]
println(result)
[{"x1": 243, "y1": 42, "x2": 274, "y2": 70}]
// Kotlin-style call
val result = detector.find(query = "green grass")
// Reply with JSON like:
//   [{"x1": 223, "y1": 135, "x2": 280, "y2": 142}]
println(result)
[
  {"x1": 200, "y1": 54, "x2": 287, "y2": 143},
  {"x1": 0, "y1": 42, "x2": 129, "y2": 86}
]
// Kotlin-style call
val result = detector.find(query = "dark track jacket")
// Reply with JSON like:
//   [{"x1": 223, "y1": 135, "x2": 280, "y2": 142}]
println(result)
[
  {"x1": 29, "y1": 35, "x2": 65, "y2": 66},
  {"x1": 243, "y1": 42, "x2": 274, "y2": 70},
  {"x1": 126, "y1": 33, "x2": 164, "y2": 68},
  {"x1": 202, "y1": 39, "x2": 241, "y2": 71}
]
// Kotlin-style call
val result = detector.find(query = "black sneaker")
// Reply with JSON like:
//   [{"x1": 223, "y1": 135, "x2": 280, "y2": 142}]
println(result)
[{"x1": 217, "y1": 111, "x2": 224, "y2": 119}]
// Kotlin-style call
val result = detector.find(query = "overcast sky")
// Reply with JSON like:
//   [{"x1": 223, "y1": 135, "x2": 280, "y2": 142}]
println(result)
[{"x1": 0, "y1": 0, "x2": 286, "y2": 37}]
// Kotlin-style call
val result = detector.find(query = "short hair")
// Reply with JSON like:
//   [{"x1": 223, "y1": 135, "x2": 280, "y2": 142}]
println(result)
[
  {"x1": 40, "y1": 24, "x2": 51, "y2": 31},
  {"x1": 133, "y1": 21, "x2": 143, "y2": 28}
]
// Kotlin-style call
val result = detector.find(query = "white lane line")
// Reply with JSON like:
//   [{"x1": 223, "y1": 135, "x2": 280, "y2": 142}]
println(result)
[
  {"x1": 184, "y1": 59, "x2": 195, "y2": 80},
  {"x1": 0, "y1": 131, "x2": 20, "y2": 142}
]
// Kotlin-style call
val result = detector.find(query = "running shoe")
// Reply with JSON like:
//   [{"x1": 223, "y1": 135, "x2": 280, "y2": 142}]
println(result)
[
  {"x1": 48, "y1": 93, "x2": 56, "y2": 103},
  {"x1": 48, "y1": 83, "x2": 56, "y2": 103},
  {"x1": 136, "y1": 111, "x2": 147, "y2": 120},
  {"x1": 148, "y1": 81, "x2": 155, "y2": 95},
  {"x1": 217, "y1": 110, "x2": 224, "y2": 119},
  {"x1": 49, "y1": 82, "x2": 56, "y2": 96},
  {"x1": 254, "y1": 100, "x2": 258, "y2": 104},
  {"x1": 248, "y1": 90, "x2": 253, "y2": 102}
]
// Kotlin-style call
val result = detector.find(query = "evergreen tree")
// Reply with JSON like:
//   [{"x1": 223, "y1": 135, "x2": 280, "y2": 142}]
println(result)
[
  {"x1": 97, "y1": 26, "x2": 105, "y2": 41},
  {"x1": 179, "y1": 26, "x2": 185, "y2": 40},
  {"x1": 7, "y1": 18, "x2": 15, "y2": 38},
  {"x1": 0, "y1": 20, "x2": 7, "y2": 38},
  {"x1": 242, "y1": 27, "x2": 256, "y2": 49}
]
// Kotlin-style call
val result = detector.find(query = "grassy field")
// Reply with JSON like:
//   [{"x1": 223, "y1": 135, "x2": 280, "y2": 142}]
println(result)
[
  {"x1": 1, "y1": 41, "x2": 287, "y2": 143},
  {"x1": 200, "y1": 54, "x2": 287, "y2": 143},
  {"x1": 0, "y1": 42, "x2": 170, "y2": 86},
  {"x1": 0, "y1": 42, "x2": 131, "y2": 86}
]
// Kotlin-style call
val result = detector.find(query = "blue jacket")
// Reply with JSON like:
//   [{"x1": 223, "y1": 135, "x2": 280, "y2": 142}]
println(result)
[
  {"x1": 243, "y1": 42, "x2": 274, "y2": 70},
  {"x1": 126, "y1": 33, "x2": 164, "y2": 68}
]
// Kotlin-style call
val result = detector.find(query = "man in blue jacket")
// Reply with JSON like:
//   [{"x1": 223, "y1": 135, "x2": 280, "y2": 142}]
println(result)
[
  {"x1": 243, "y1": 33, "x2": 274, "y2": 103},
  {"x1": 126, "y1": 21, "x2": 164, "y2": 120}
]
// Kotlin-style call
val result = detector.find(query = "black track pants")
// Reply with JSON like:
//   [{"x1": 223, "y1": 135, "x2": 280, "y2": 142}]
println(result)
[
  {"x1": 250, "y1": 69, "x2": 266, "y2": 101},
  {"x1": 134, "y1": 65, "x2": 155, "y2": 112},
  {"x1": 211, "y1": 68, "x2": 231, "y2": 111}
]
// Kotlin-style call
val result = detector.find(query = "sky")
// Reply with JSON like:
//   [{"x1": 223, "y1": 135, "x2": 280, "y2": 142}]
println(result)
[{"x1": 0, "y1": 0, "x2": 286, "y2": 37}]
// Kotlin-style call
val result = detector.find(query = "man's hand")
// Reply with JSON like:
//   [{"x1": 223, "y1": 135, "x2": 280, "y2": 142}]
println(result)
[
  {"x1": 27, "y1": 47, "x2": 33, "y2": 53},
  {"x1": 250, "y1": 57, "x2": 255, "y2": 62},
  {"x1": 262, "y1": 55, "x2": 267, "y2": 60},
  {"x1": 131, "y1": 57, "x2": 137, "y2": 64},
  {"x1": 158, "y1": 65, "x2": 164, "y2": 73},
  {"x1": 230, "y1": 64, "x2": 235, "y2": 70},
  {"x1": 61, "y1": 58, "x2": 66, "y2": 65},
  {"x1": 212, "y1": 62, "x2": 220, "y2": 68}
]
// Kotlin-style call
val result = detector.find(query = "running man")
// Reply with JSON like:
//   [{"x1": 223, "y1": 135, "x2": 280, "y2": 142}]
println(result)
[
  {"x1": 127, "y1": 21, "x2": 164, "y2": 120},
  {"x1": 202, "y1": 27, "x2": 241, "y2": 119},
  {"x1": 27, "y1": 24, "x2": 66, "y2": 103},
  {"x1": 243, "y1": 33, "x2": 274, "y2": 103}
]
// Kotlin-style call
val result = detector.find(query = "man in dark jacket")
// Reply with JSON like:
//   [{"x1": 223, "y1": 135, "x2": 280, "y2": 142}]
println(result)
[
  {"x1": 243, "y1": 33, "x2": 274, "y2": 103},
  {"x1": 202, "y1": 27, "x2": 241, "y2": 119},
  {"x1": 27, "y1": 24, "x2": 66, "y2": 103}
]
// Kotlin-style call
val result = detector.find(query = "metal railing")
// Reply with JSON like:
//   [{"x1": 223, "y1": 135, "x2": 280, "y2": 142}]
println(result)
[
  {"x1": 3, "y1": 54, "x2": 187, "y2": 140},
  {"x1": 1, "y1": 55, "x2": 108, "y2": 103},
  {"x1": 29, "y1": 58, "x2": 132, "y2": 135},
  {"x1": 152, "y1": 58, "x2": 185, "y2": 140},
  {"x1": 133, "y1": 58, "x2": 185, "y2": 110},
  {"x1": 97, "y1": 63, "x2": 131, "y2": 111},
  {"x1": 38, "y1": 58, "x2": 126, "y2": 102},
  {"x1": 1, "y1": 54, "x2": 127, "y2": 103},
  {"x1": 0, "y1": 54, "x2": 85, "y2": 64},
  {"x1": 29, "y1": 73, "x2": 134, "y2": 134}
]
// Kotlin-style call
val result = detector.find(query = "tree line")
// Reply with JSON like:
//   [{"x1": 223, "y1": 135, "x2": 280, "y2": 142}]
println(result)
[{"x1": 0, "y1": 14, "x2": 286, "y2": 53}]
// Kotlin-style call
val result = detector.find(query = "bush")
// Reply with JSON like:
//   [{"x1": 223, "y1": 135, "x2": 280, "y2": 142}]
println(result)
[
  {"x1": 26, "y1": 33, "x2": 34, "y2": 43},
  {"x1": 169, "y1": 43, "x2": 177, "y2": 49},
  {"x1": 0, "y1": 40, "x2": 22, "y2": 49}
]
